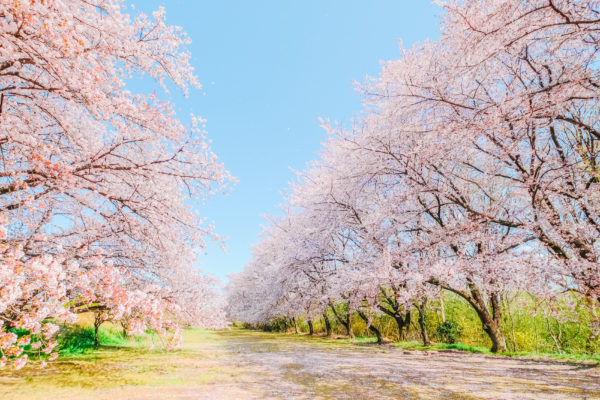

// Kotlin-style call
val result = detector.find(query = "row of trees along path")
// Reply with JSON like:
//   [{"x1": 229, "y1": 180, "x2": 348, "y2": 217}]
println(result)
[{"x1": 227, "y1": 0, "x2": 600, "y2": 354}]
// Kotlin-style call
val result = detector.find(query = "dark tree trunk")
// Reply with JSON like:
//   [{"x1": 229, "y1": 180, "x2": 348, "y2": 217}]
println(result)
[
  {"x1": 415, "y1": 299, "x2": 431, "y2": 346},
  {"x1": 292, "y1": 317, "x2": 298, "y2": 334},
  {"x1": 121, "y1": 320, "x2": 129, "y2": 338},
  {"x1": 462, "y1": 284, "x2": 507, "y2": 353},
  {"x1": 329, "y1": 303, "x2": 353, "y2": 338},
  {"x1": 394, "y1": 311, "x2": 411, "y2": 341},
  {"x1": 357, "y1": 310, "x2": 382, "y2": 344},
  {"x1": 93, "y1": 313, "x2": 103, "y2": 349},
  {"x1": 473, "y1": 289, "x2": 507, "y2": 353},
  {"x1": 345, "y1": 310, "x2": 354, "y2": 338},
  {"x1": 394, "y1": 317, "x2": 404, "y2": 341},
  {"x1": 308, "y1": 319, "x2": 314, "y2": 335},
  {"x1": 323, "y1": 313, "x2": 332, "y2": 336},
  {"x1": 377, "y1": 288, "x2": 412, "y2": 342}
]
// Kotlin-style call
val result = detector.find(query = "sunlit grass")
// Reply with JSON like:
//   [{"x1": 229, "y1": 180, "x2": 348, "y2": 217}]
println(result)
[
  {"x1": 231, "y1": 328, "x2": 600, "y2": 363},
  {"x1": 392, "y1": 339, "x2": 600, "y2": 363},
  {"x1": 351, "y1": 336, "x2": 379, "y2": 343},
  {"x1": 57, "y1": 325, "x2": 151, "y2": 356},
  {"x1": 0, "y1": 327, "x2": 235, "y2": 400}
]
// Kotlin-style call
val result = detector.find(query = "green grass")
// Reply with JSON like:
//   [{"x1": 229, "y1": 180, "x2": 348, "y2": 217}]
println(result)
[
  {"x1": 499, "y1": 350, "x2": 600, "y2": 363},
  {"x1": 438, "y1": 343, "x2": 490, "y2": 353},
  {"x1": 392, "y1": 339, "x2": 600, "y2": 363},
  {"x1": 0, "y1": 328, "x2": 241, "y2": 400},
  {"x1": 351, "y1": 336, "x2": 379, "y2": 343},
  {"x1": 240, "y1": 328, "x2": 600, "y2": 363},
  {"x1": 57, "y1": 324, "x2": 155, "y2": 356}
]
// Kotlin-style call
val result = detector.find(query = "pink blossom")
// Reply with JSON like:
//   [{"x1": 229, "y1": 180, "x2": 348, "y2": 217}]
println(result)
[{"x1": 13, "y1": 355, "x2": 27, "y2": 370}]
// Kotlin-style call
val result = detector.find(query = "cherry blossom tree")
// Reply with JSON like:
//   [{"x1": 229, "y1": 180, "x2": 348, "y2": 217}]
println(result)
[
  {"x1": 227, "y1": 0, "x2": 600, "y2": 353},
  {"x1": 0, "y1": 0, "x2": 230, "y2": 368},
  {"x1": 435, "y1": 0, "x2": 600, "y2": 301}
]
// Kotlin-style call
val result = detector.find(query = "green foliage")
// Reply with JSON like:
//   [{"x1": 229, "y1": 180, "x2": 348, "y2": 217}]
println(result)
[
  {"x1": 274, "y1": 291, "x2": 600, "y2": 358},
  {"x1": 57, "y1": 324, "x2": 149, "y2": 355},
  {"x1": 437, "y1": 320, "x2": 462, "y2": 344},
  {"x1": 57, "y1": 325, "x2": 96, "y2": 354},
  {"x1": 440, "y1": 343, "x2": 489, "y2": 353},
  {"x1": 256, "y1": 317, "x2": 289, "y2": 332},
  {"x1": 433, "y1": 294, "x2": 490, "y2": 347}
]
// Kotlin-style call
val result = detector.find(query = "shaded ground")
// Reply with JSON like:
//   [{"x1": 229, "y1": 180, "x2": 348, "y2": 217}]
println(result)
[{"x1": 1, "y1": 329, "x2": 599, "y2": 399}]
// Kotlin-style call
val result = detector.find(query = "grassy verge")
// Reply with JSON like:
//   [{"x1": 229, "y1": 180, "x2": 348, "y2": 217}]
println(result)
[
  {"x1": 0, "y1": 327, "x2": 241, "y2": 400},
  {"x1": 392, "y1": 340, "x2": 600, "y2": 363},
  {"x1": 56, "y1": 324, "x2": 155, "y2": 356},
  {"x1": 261, "y1": 330, "x2": 600, "y2": 363},
  {"x1": 251, "y1": 330, "x2": 599, "y2": 363}
]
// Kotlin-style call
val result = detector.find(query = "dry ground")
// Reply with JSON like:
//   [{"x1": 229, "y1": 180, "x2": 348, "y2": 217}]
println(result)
[{"x1": 1, "y1": 329, "x2": 599, "y2": 399}]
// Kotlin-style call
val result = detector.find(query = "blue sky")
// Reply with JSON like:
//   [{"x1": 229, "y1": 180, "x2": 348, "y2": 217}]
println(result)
[{"x1": 134, "y1": 1, "x2": 442, "y2": 283}]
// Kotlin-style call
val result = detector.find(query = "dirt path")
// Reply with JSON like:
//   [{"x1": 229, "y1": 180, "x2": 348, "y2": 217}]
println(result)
[{"x1": 1, "y1": 329, "x2": 599, "y2": 399}]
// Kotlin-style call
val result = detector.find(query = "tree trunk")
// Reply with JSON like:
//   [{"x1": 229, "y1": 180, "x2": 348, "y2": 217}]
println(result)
[
  {"x1": 308, "y1": 319, "x2": 314, "y2": 335},
  {"x1": 377, "y1": 297, "x2": 412, "y2": 342},
  {"x1": 393, "y1": 311, "x2": 411, "y2": 342},
  {"x1": 323, "y1": 313, "x2": 332, "y2": 336},
  {"x1": 121, "y1": 320, "x2": 129, "y2": 338},
  {"x1": 468, "y1": 287, "x2": 507, "y2": 353},
  {"x1": 404, "y1": 311, "x2": 411, "y2": 340},
  {"x1": 329, "y1": 303, "x2": 353, "y2": 338},
  {"x1": 292, "y1": 317, "x2": 298, "y2": 334},
  {"x1": 484, "y1": 320, "x2": 508, "y2": 353},
  {"x1": 345, "y1": 309, "x2": 354, "y2": 338},
  {"x1": 415, "y1": 299, "x2": 431, "y2": 346},
  {"x1": 429, "y1": 279, "x2": 508, "y2": 353},
  {"x1": 93, "y1": 313, "x2": 103, "y2": 349},
  {"x1": 394, "y1": 316, "x2": 405, "y2": 341},
  {"x1": 357, "y1": 310, "x2": 382, "y2": 344},
  {"x1": 440, "y1": 291, "x2": 446, "y2": 323}
]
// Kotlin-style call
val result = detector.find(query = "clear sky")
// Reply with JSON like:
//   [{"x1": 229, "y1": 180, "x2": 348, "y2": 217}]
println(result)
[{"x1": 134, "y1": 1, "x2": 442, "y2": 283}]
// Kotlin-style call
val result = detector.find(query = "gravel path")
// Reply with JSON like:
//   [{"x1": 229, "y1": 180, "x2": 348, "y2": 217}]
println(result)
[{"x1": 215, "y1": 330, "x2": 600, "y2": 400}]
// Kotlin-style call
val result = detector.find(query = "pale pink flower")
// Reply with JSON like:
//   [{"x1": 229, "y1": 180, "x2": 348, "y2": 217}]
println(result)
[{"x1": 13, "y1": 355, "x2": 27, "y2": 370}]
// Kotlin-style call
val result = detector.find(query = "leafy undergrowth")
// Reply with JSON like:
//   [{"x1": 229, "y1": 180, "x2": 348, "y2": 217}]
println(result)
[
  {"x1": 56, "y1": 324, "x2": 154, "y2": 356},
  {"x1": 275, "y1": 331, "x2": 600, "y2": 363},
  {"x1": 392, "y1": 340, "x2": 600, "y2": 364},
  {"x1": 394, "y1": 341, "x2": 490, "y2": 353},
  {"x1": 263, "y1": 331, "x2": 600, "y2": 363}
]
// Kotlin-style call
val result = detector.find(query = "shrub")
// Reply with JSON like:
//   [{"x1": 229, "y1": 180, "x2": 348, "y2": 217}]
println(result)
[{"x1": 437, "y1": 320, "x2": 462, "y2": 344}]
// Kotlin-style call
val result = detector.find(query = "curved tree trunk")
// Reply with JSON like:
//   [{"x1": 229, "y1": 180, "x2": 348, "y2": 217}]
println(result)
[
  {"x1": 477, "y1": 291, "x2": 507, "y2": 353},
  {"x1": 329, "y1": 302, "x2": 353, "y2": 338},
  {"x1": 378, "y1": 287, "x2": 411, "y2": 342},
  {"x1": 345, "y1": 310, "x2": 354, "y2": 338},
  {"x1": 394, "y1": 316, "x2": 405, "y2": 341},
  {"x1": 357, "y1": 310, "x2": 382, "y2": 344},
  {"x1": 429, "y1": 279, "x2": 508, "y2": 353},
  {"x1": 308, "y1": 319, "x2": 314, "y2": 335},
  {"x1": 465, "y1": 285, "x2": 507, "y2": 353}
]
